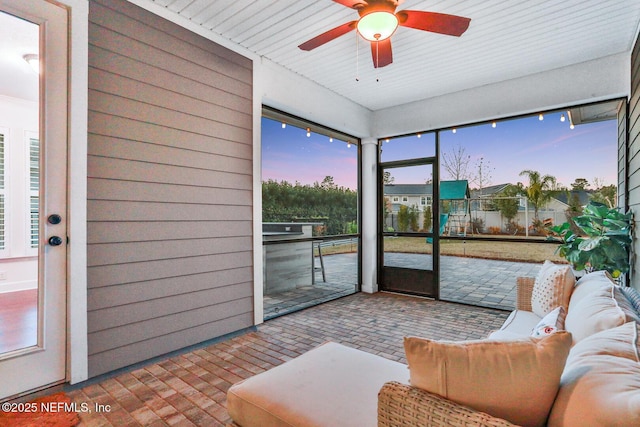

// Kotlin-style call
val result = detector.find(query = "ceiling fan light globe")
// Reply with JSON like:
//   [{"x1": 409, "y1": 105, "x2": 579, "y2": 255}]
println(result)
[{"x1": 357, "y1": 11, "x2": 398, "y2": 41}]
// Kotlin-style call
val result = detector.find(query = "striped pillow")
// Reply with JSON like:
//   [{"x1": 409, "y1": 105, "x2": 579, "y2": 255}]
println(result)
[{"x1": 619, "y1": 286, "x2": 640, "y2": 314}]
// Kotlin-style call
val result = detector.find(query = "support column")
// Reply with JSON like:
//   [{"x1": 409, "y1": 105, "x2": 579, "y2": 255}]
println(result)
[{"x1": 361, "y1": 138, "x2": 378, "y2": 293}]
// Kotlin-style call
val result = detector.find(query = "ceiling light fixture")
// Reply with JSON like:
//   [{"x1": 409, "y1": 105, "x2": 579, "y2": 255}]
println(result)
[
  {"x1": 23, "y1": 54, "x2": 39, "y2": 74},
  {"x1": 356, "y1": 11, "x2": 398, "y2": 42}
]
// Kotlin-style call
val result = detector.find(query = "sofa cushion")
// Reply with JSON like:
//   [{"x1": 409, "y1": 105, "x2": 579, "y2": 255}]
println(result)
[
  {"x1": 531, "y1": 306, "x2": 565, "y2": 337},
  {"x1": 531, "y1": 260, "x2": 575, "y2": 318},
  {"x1": 404, "y1": 331, "x2": 572, "y2": 427},
  {"x1": 565, "y1": 272, "x2": 640, "y2": 343},
  {"x1": 547, "y1": 322, "x2": 640, "y2": 427},
  {"x1": 226, "y1": 341, "x2": 408, "y2": 427},
  {"x1": 490, "y1": 309, "x2": 542, "y2": 338},
  {"x1": 568, "y1": 270, "x2": 614, "y2": 306}
]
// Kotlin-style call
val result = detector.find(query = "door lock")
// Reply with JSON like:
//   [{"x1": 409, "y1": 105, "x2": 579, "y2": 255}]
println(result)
[
  {"x1": 48, "y1": 236, "x2": 63, "y2": 246},
  {"x1": 48, "y1": 214, "x2": 62, "y2": 224}
]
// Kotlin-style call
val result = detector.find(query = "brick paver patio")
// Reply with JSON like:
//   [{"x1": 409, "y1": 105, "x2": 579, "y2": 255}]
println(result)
[
  {"x1": 264, "y1": 252, "x2": 542, "y2": 318},
  {"x1": 66, "y1": 292, "x2": 508, "y2": 426}
]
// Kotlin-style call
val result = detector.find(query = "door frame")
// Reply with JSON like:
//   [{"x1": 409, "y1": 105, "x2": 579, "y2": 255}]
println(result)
[
  {"x1": 0, "y1": 0, "x2": 69, "y2": 399},
  {"x1": 2, "y1": 0, "x2": 90, "y2": 388},
  {"x1": 377, "y1": 153, "x2": 441, "y2": 299},
  {"x1": 59, "y1": 0, "x2": 89, "y2": 387}
]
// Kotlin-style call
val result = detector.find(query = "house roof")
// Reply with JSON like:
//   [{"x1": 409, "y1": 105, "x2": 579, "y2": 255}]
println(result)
[
  {"x1": 131, "y1": 1, "x2": 640, "y2": 112},
  {"x1": 384, "y1": 184, "x2": 432, "y2": 196},
  {"x1": 555, "y1": 190, "x2": 592, "y2": 206},
  {"x1": 470, "y1": 183, "x2": 511, "y2": 198}
]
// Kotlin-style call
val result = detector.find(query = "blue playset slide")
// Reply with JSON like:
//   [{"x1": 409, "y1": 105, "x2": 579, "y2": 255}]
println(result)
[{"x1": 426, "y1": 213, "x2": 448, "y2": 243}]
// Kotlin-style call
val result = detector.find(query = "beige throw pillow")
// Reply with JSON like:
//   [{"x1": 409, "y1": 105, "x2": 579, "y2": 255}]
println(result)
[
  {"x1": 548, "y1": 322, "x2": 640, "y2": 427},
  {"x1": 531, "y1": 260, "x2": 575, "y2": 317},
  {"x1": 404, "y1": 331, "x2": 572, "y2": 427},
  {"x1": 565, "y1": 273, "x2": 640, "y2": 343}
]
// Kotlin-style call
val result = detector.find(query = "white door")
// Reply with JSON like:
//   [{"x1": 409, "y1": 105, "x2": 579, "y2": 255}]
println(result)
[{"x1": 0, "y1": 0, "x2": 68, "y2": 400}]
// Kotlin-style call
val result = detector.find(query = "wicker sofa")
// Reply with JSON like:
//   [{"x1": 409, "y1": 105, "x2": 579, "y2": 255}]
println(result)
[{"x1": 227, "y1": 264, "x2": 640, "y2": 427}]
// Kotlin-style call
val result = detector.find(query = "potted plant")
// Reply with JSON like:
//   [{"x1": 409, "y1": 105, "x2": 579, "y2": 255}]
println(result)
[{"x1": 548, "y1": 201, "x2": 632, "y2": 279}]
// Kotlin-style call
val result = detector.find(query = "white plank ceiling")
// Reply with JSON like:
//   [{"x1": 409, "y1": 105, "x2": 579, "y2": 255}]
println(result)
[{"x1": 145, "y1": 0, "x2": 640, "y2": 111}]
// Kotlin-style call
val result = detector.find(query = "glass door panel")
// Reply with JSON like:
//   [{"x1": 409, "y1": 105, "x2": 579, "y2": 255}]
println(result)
[
  {"x1": 380, "y1": 163, "x2": 438, "y2": 297},
  {"x1": 0, "y1": 0, "x2": 68, "y2": 400}
]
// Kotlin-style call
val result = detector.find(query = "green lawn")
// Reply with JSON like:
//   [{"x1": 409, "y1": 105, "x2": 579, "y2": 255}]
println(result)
[{"x1": 320, "y1": 236, "x2": 565, "y2": 264}]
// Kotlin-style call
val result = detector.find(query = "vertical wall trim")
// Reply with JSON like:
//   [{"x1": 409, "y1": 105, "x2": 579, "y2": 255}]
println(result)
[
  {"x1": 628, "y1": 33, "x2": 639, "y2": 291},
  {"x1": 361, "y1": 138, "x2": 378, "y2": 293},
  {"x1": 64, "y1": 0, "x2": 89, "y2": 385},
  {"x1": 253, "y1": 59, "x2": 264, "y2": 324}
]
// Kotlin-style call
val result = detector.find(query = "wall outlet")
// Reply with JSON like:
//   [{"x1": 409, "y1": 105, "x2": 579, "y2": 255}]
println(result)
[{"x1": 0, "y1": 271, "x2": 6, "y2": 280}]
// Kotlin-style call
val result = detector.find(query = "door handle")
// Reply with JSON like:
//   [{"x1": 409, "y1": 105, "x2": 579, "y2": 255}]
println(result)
[
  {"x1": 48, "y1": 236, "x2": 63, "y2": 246},
  {"x1": 48, "y1": 214, "x2": 62, "y2": 224}
]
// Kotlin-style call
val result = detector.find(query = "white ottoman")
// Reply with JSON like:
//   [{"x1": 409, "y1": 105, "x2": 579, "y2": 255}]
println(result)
[{"x1": 227, "y1": 342, "x2": 409, "y2": 427}]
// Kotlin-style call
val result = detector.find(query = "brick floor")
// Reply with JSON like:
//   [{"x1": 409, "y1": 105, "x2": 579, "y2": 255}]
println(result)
[
  {"x1": 265, "y1": 253, "x2": 541, "y2": 318},
  {"x1": 67, "y1": 292, "x2": 509, "y2": 426}
]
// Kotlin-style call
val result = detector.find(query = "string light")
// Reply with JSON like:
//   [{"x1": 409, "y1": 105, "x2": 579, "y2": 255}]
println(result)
[
  {"x1": 452, "y1": 128, "x2": 456, "y2": 134},
  {"x1": 570, "y1": 124, "x2": 575, "y2": 130},
  {"x1": 560, "y1": 114, "x2": 566, "y2": 122},
  {"x1": 538, "y1": 113, "x2": 544, "y2": 121},
  {"x1": 492, "y1": 122, "x2": 497, "y2": 128},
  {"x1": 281, "y1": 122, "x2": 286, "y2": 129},
  {"x1": 329, "y1": 137, "x2": 333, "y2": 142},
  {"x1": 347, "y1": 142, "x2": 351, "y2": 148},
  {"x1": 306, "y1": 128, "x2": 311, "y2": 137},
  {"x1": 417, "y1": 133, "x2": 421, "y2": 138}
]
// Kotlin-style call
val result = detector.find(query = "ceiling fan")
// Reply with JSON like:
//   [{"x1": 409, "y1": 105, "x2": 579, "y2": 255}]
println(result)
[{"x1": 298, "y1": 0, "x2": 471, "y2": 68}]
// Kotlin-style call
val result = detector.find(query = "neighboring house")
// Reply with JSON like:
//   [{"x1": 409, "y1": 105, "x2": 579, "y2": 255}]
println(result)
[
  {"x1": 384, "y1": 184, "x2": 434, "y2": 212},
  {"x1": 470, "y1": 183, "x2": 512, "y2": 211},
  {"x1": 469, "y1": 187, "x2": 595, "y2": 230},
  {"x1": 554, "y1": 190, "x2": 592, "y2": 207},
  {"x1": 384, "y1": 181, "x2": 470, "y2": 234},
  {"x1": 0, "y1": 0, "x2": 639, "y2": 401},
  {"x1": 384, "y1": 180, "x2": 470, "y2": 212}
]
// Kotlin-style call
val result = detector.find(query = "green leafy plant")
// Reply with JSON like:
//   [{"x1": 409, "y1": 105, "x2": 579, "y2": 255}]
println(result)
[{"x1": 548, "y1": 201, "x2": 632, "y2": 278}]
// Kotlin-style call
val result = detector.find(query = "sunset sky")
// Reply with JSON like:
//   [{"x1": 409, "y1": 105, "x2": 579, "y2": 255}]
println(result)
[{"x1": 261, "y1": 111, "x2": 617, "y2": 191}]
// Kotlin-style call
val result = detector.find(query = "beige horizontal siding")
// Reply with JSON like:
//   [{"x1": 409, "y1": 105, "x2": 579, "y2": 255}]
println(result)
[
  {"x1": 89, "y1": 111, "x2": 252, "y2": 155},
  {"x1": 87, "y1": 0, "x2": 254, "y2": 377},
  {"x1": 87, "y1": 236, "x2": 253, "y2": 266},
  {"x1": 88, "y1": 134, "x2": 252, "y2": 172},
  {"x1": 87, "y1": 221, "x2": 252, "y2": 244},
  {"x1": 87, "y1": 312, "x2": 253, "y2": 379},
  {"x1": 87, "y1": 179, "x2": 252, "y2": 205},
  {"x1": 87, "y1": 267, "x2": 253, "y2": 310},
  {"x1": 88, "y1": 156, "x2": 251, "y2": 189}
]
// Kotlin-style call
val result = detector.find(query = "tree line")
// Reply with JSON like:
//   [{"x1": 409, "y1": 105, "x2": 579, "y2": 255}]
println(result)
[{"x1": 262, "y1": 177, "x2": 358, "y2": 236}]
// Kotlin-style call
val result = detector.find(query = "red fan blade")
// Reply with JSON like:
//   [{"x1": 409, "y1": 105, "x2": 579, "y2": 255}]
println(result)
[
  {"x1": 397, "y1": 10, "x2": 470, "y2": 36},
  {"x1": 371, "y1": 38, "x2": 393, "y2": 68},
  {"x1": 332, "y1": 0, "x2": 367, "y2": 9},
  {"x1": 298, "y1": 21, "x2": 357, "y2": 51}
]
